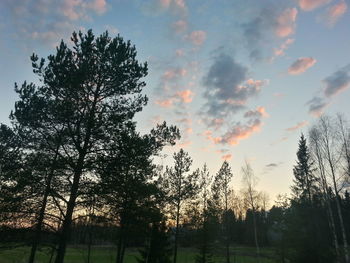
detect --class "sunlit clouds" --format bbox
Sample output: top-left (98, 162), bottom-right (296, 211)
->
top-left (288, 57), bottom-right (317, 75)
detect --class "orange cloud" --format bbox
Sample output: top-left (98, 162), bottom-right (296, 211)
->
top-left (155, 98), bottom-right (174, 108)
top-left (188, 30), bottom-right (207, 46)
top-left (162, 68), bottom-right (187, 80)
top-left (286, 121), bottom-right (309, 131)
top-left (222, 121), bottom-right (262, 146)
top-left (176, 90), bottom-right (194, 103)
top-left (288, 57), bottom-right (317, 75)
top-left (222, 154), bottom-right (233, 160)
top-left (325, 0), bottom-right (347, 26)
top-left (178, 140), bottom-right (192, 148)
top-left (298, 0), bottom-right (332, 11)
top-left (275, 8), bottom-right (298, 38)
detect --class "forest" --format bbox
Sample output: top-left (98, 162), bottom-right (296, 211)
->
top-left (0, 30), bottom-right (350, 263)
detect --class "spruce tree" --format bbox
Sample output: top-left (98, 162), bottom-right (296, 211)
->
top-left (292, 134), bottom-right (318, 202)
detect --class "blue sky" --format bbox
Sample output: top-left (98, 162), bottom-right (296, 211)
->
top-left (1, 0), bottom-right (350, 201)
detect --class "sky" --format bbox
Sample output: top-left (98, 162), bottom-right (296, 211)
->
top-left (1, 0), bottom-right (350, 203)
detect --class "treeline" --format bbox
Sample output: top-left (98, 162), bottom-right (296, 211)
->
top-left (0, 30), bottom-right (349, 263)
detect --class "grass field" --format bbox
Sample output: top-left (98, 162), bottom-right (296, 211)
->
top-left (0, 245), bottom-right (278, 263)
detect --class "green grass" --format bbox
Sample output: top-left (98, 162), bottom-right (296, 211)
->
top-left (0, 245), bottom-right (278, 263)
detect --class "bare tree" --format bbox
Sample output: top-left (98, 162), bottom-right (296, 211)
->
top-left (309, 126), bottom-right (340, 262)
top-left (311, 116), bottom-right (349, 263)
top-left (336, 114), bottom-right (350, 181)
top-left (241, 161), bottom-right (261, 263)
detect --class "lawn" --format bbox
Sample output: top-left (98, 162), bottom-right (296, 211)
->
top-left (0, 245), bottom-right (278, 263)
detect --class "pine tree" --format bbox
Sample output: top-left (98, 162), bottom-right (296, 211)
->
top-left (163, 149), bottom-right (199, 263)
top-left (292, 134), bottom-right (318, 202)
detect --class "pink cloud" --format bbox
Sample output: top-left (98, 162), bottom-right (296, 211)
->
top-left (221, 120), bottom-right (263, 146)
top-left (299, 0), bottom-right (332, 11)
top-left (62, 0), bottom-right (107, 20)
top-left (155, 98), bottom-right (174, 108)
top-left (325, 0), bottom-right (347, 26)
top-left (275, 8), bottom-right (298, 38)
top-left (156, 0), bottom-right (187, 14)
top-left (274, 38), bottom-right (295, 57)
top-left (288, 57), bottom-right (317, 75)
top-left (203, 130), bottom-right (222, 144)
top-left (286, 121), bottom-right (309, 131)
top-left (87, 0), bottom-right (107, 14)
top-left (188, 30), bottom-right (207, 46)
top-left (176, 89), bottom-right (194, 103)
top-left (172, 19), bottom-right (187, 34)
top-left (162, 68), bottom-right (187, 80)
top-left (159, 0), bottom-right (171, 8)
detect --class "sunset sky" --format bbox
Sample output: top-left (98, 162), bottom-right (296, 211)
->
top-left (1, 0), bottom-right (350, 201)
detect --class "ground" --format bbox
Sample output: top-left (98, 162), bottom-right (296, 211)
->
top-left (0, 245), bottom-right (278, 263)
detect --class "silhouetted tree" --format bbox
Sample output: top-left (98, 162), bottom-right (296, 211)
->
top-left (211, 161), bottom-right (233, 263)
top-left (11, 29), bottom-right (149, 263)
top-left (163, 149), bottom-right (199, 263)
top-left (292, 134), bottom-right (318, 202)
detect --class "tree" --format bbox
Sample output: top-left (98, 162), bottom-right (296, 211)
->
top-left (211, 161), bottom-right (233, 263)
top-left (97, 123), bottom-right (179, 263)
top-left (292, 134), bottom-right (318, 202)
top-left (195, 164), bottom-right (215, 263)
top-left (241, 161), bottom-right (260, 262)
top-left (163, 149), bottom-right (199, 263)
top-left (313, 116), bottom-right (349, 263)
top-left (11, 30), bottom-right (149, 263)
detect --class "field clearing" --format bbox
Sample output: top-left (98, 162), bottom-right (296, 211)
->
top-left (0, 245), bottom-right (277, 263)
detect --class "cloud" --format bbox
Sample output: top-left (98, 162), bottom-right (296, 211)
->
top-left (307, 96), bottom-right (329, 116)
top-left (275, 8), bottom-right (298, 38)
top-left (187, 30), bottom-right (207, 46)
top-left (286, 121), bottom-right (309, 131)
top-left (244, 106), bottom-right (269, 119)
top-left (240, 4), bottom-right (298, 60)
top-left (162, 67), bottom-right (187, 81)
top-left (155, 89), bottom-right (194, 108)
top-left (323, 65), bottom-right (350, 97)
top-left (172, 19), bottom-right (188, 34)
top-left (298, 0), bottom-right (332, 11)
top-left (155, 98), bottom-right (174, 108)
top-left (324, 1), bottom-right (348, 26)
top-left (61, 0), bottom-right (107, 20)
top-left (222, 154), bottom-right (233, 160)
top-left (3, 0), bottom-right (108, 47)
top-left (288, 57), bottom-right (317, 75)
top-left (266, 163), bottom-right (279, 168)
top-left (202, 53), bottom-right (267, 119)
top-left (220, 118), bottom-right (263, 145)
top-left (175, 49), bottom-right (185, 57)
top-left (274, 38), bottom-right (295, 57)
top-left (176, 90), bottom-right (194, 103)
top-left (146, 0), bottom-right (187, 15)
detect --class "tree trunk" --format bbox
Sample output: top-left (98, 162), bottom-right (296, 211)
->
top-left (54, 160), bottom-right (84, 263)
top-left (173, 203), bottom-right (180, 263)
top-left (252, 209), bottom-right (260, 263)
top-left (328, 154), bottom-right (349, 263)
top-left (28, 148), bottom-right (59, 263)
